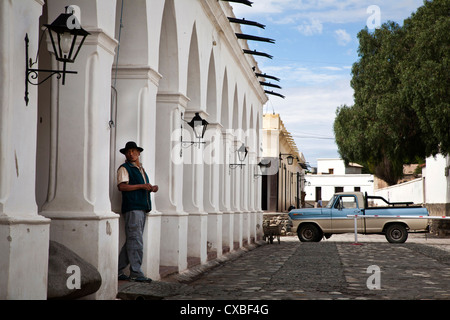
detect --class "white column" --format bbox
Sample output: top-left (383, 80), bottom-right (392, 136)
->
top-left (204, 123), bottom-right (223, 258)
top-left (40, 1), bottom-right (119, 300)
top-left (232, 140), bottom-right (243, 249)
top-left (139, 74), bottom-right (162, 280)
top-left (242, 149), bottom-right (251, 245)
top-left (255, 153), bottom-right (264, 241)
top-left (220, 130), bottom-right (234, 253)
top-left (0, 1), bottom-right (50, 299)
top-left (112, 66), bottom-right (162, 280)
top-left (248, 150), bottom-right (257, 243)
top-left (156, 92), bottom-right (188, 272)
top-left (184, 110), bottom-right (208, 264)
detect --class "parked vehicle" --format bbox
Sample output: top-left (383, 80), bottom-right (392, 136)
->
top-left (288, 192), bottom-right (429, 243)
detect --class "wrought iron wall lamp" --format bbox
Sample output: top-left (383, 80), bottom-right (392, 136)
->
top-left (229, 143), bottom-right (248, 169)
top-left (25, 6), bottom-right (90, 105)
top-left (254, 158), bottom-right (272, 178)
top-left (279, 153), bottom-right (294, 165)
top-left (181, 112), bottom-right (209, 150)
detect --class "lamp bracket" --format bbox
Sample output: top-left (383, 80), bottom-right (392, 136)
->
top-left (181, 140), bottom-right (206, 149)
top-left (24, 33), bottom-right (77, 106)
top-left (229, 163), bottom-right (246, 169)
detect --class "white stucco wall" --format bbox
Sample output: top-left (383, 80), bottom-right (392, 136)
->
top-left (374, 178), bottom-right (424, 204)
top-left (425, 154), bottom-right (450, 204)
top-left (1, 0), bottom-right (268, 299)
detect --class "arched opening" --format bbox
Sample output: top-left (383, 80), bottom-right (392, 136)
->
top-left (206, 50), bottom-right (217, 122)
top-left (158, 0), bottom-right (179, 92)
top-left (186, 23), bottom-right (201, 111)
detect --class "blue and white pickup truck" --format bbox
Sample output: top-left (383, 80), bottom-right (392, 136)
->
top-left (288, 192), bottom-right (429, 243)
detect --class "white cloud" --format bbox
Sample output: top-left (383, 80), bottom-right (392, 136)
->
top-left (264, 78), bottom-right (354, 165)
top-left (334, 29), bottom-right (352, 46)
top-left (296, 18), bottom-right (323, 36)
top-left (234, 0), bottom-right (425, 165)
top-left (230, 0), bottom-right (294, 16)
top-left (232, 0), bottom-right (424, 26)
top-left (321, 66), bottom-right (343, 71)
top-left (261, 64), bottom-right (348, 87)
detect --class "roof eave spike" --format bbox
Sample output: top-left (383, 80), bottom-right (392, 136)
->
top-left (265, 90), bottom-right (285, 99)
top-left (235, 33), bottom-right (275, 44)
top-left (220, 0), bottom-right (253, 7)
top-left (228, 17), bottom-right (266, 29)
top-left (260, 81), bottom-right (282, 89)
top-left (243, 49), bottom-right (273, 59)
top-left (255, 72), bottom-right (280, 81)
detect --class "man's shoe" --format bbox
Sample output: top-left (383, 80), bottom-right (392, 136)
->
top-left (118, 274), bottom-right (130, 281)
top-left (132, 276), bottom-right (152, 283)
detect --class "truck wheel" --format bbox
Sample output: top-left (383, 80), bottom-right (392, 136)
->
top-left (298, 224), bottom-right (322, 242)
top-left (385, 224), bottom-right (408, 243)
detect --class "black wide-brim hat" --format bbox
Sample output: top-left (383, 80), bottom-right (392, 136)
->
top-left (120, 141), bottom-right (143, 154)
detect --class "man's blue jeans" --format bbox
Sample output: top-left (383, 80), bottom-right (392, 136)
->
top-left (118, 210), bottom-right (146, 278)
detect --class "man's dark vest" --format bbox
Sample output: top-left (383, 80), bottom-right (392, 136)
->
top-left (120, 161), bottom-right (152, 213)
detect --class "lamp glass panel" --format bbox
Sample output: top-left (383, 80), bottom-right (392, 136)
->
top-left (60, 32), bottom-right (72, 54)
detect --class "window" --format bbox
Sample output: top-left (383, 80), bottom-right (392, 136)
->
top-left (354, 187), bottom-right (361, 192)
top-left (326, 195), bottom-right (337, 208)
top-left (334, 195), bottom-right (358, 209)
top-left (335, 187), bottom-right (344, 193)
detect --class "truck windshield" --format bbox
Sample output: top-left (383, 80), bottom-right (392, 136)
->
top-left (325, 195), bottom-right (337, 208)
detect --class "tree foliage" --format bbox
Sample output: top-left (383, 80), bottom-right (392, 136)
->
top-left (400, 0), bottom-right (450, 156)
top-left (334, 0), bottom-right (450, 185)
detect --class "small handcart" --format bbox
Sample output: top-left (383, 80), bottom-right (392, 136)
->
top-left (263, 224), bottom-right (282, 244)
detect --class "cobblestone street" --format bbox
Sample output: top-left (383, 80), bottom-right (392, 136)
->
top-left (164, 234), bottom-right (450, 300)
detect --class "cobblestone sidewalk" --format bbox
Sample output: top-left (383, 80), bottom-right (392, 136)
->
top-left (166, 234), bottom-right (450, 300)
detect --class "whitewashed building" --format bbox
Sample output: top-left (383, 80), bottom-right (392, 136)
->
top-left (261, 113), bottom-right (307, 212)
top-left (305, 159), bottom-right (374, 206)
top-left (374, 154), bottom-right (450, 235)
top-left (0, 0), bottom-right (270, 299)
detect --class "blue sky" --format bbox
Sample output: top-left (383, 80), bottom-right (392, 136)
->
top-left (231, 0), bottom-right (425, 167)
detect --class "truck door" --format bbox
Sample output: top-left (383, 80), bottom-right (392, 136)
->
top-left (331, 195), bottom-right (363, 232)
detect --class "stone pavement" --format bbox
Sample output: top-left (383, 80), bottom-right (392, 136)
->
top-left (117, 233), bottom-right (450, 300)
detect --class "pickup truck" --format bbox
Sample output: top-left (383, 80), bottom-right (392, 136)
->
top-left (288, 192), bottom-right (429, 243)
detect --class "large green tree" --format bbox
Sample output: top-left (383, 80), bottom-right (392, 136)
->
top-left (334, 0), bottom-right (449, 185)
top-left (400, 0), bottom-right (450, 156)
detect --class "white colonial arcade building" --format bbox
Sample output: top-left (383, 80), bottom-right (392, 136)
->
top-left (0, 0), bottom-right (270, 299)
